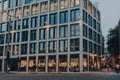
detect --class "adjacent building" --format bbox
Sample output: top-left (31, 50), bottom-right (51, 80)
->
top-left (0, 0), bottom-right (103, 72)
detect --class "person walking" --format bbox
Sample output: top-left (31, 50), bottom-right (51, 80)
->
top-left (115, 64), bottom-right (120, 74)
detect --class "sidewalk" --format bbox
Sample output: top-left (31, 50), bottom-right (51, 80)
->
top-left (0, 71), bottom-right (119, 75)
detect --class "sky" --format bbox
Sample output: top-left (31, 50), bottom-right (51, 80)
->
top-left (91, 0), bottom-right (120, 47)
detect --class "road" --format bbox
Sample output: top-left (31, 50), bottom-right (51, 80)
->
top-left (0, 72), bottom-right (120, 80)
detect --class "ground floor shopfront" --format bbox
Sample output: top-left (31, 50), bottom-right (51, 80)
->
top-left (0, 53), bottom-right (101, 72)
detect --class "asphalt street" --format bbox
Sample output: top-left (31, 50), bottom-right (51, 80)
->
top-left (0, 72), bottom-right (120, 80)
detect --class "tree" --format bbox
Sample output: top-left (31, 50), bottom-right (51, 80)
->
top-left (107, 21), bottom-right (120, 67)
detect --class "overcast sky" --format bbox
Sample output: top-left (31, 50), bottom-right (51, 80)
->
top-left (91, 0), bottom-right (120, 46)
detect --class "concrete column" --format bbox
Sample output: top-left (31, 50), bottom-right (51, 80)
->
top-left (45, 55), bottom-right (48, 72)
top-left (56, 55), bottom-right (58, 72)
top-left (67, 54), bottom-right (70, 72)
top-left (2, 59), bottom-right (5, 72)
top-left (26, 57), bottom-right (29, 72)
top-left (80, 54), bottom-right (83, 72)
top-left (36, 56), bottom-right (38, 72)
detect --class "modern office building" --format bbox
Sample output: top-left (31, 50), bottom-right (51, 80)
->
top-left (0, 0), bottom-right (102, 72)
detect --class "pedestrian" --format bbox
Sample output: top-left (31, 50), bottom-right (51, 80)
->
top-left (106, 64), bottom-right (110, 72)
top-left (115, 64), bottom-right (120, 73)
top-left (91, 64), bottom-right (94, 72)
top-left (7, 66), bottom-right (10, 73)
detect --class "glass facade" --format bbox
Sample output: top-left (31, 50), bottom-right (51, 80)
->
top-left (49, 27), bottom-right (57, 39)
top-left (70, 24), bottom-right (80, 37)
top-left (59, 25), bottom-right (68, 38)
top-left (0, 0), bottom-right (102, 72)
top-left (49, 13), bottom-right (57, 25)
top-left (39, 42), bottom-right (46, 53)
top-left (31, 17), bottom-right (38, 28)
top-left (59, 40), bottom-right (68, 52)
top-left (49, 41), bottom-right (57, 53)
top-left (30, 43), bottom-right (36, 54)
top-left (70, 38), bottom-right (79, 51)
top-left (60, 11), bottom-right (68, 23)
top-left (70, 9), bottom-right (80, 22)
top-left (22, 31), bottom-right (28, 41)
top-left (30, 30), bottom-right (37, 41)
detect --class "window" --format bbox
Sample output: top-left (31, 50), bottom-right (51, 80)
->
top-left (25, 0), bottom-right (32, 4)
top-left (89, 28), bottom-right (92, 40)
top-left (49, 13), bottom-right (57, 25)
top-left (23, 6), bottom-right (30, 17)
top-left (96, 33), bottom-right (99, 43)
top-left (70, 9), bottom-right (80, 22)
top-left (98, 34), bottom-right (100, 44)
top-left (50, 0), bottom-right (58, 11)
top-left (40, 15), bottom-right (47, 26)
top-left (2, 12), bottom-right (7, 22)
top-left (59, 40), bottom-right (68, 52)
top-left (83, 39), bottom-right (88, 52)
top-left (13, 32), bottom-right (20, 43)
top-left (98, 46), bottom-right (101, 55)
top-left (8, 9), bottom-right (14, 20)
top-left (0, 23), bottom-right (6, 33)
top-left (94, 44), bottom-right (97, 53)
top-left (30, 30), bottom-right (37, 41)
top-left (3, 0), bottom-right (8, 10)
top-left (15, 8), bottom-right (22, 18)
top-left (49, 41), bottom-right (57, 53)
top-left (70, 39), bottom-right (79, 51)
top-left (6, 33), bottom-right (12, 43)
top-left (8, 0), bottom-right (16, 8)
top-left (12, 45), bottom-right (19, 55)
top-left (89, 41), bottom-right (93, 53)
top-left (70, 0), bottom-right (80, 7)
top-left (93, 7), bottom-right (96, 17)
top-left (29, 43), bottom-right (36, 54)
top-left (39, 42), bottom-right (46, 53)
top-left (6, 21), bottom-right (13, 32)
top-left (60, 11), bottom-right (68, 23)
top-left (21, 44), bottom-right (28, 55)
top-left (83, 24), bottom-right (87, 37)
top-left (87, 1), bottom-right (92, 14)
top-left (97, 11), bottom-right (100, 21)
top-left (83, 10), bottom-right (87, 23)
top-left (97, 22), bottom-right (101, 32)
top-left (49, 27), bottom-right (57, 39)
top-left (39, 28), bottom-right (46, 40)
top-left (14, 20), bottom-right (21, 30)
top-left (31, 17), bottom-right (38, 28)
top-left (93, 31), bottom-right (96, 42)
top-left (32, 4), bottom-right (39, 15)
top-left (88, 15), bottom-right (92, 27)
top-left (70, 24), bottom-right (80, 37)
top-left (16, 0), bottom-right (22, 6)
top-left (93, 19), bottom-right (96, 30)
top-left (22, 18), bottom-right (29, 29)
top-left (41, 1), bottom-right (48, 13)
top-left (59, 25), bottom-right (68, 38)
top-left (0, 46), bottom-right (3, 56)
top-left (83, 0), bottom-right (87, 9)
top-left (21, 31), bottom-right (28, 41)
top-left (60, 0), bottom-right (68, 9)
top-left (0, 34), bottom-right (5, 44)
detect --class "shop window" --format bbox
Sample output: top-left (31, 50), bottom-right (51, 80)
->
top-left (38, 56), bottom-right (46, 72)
